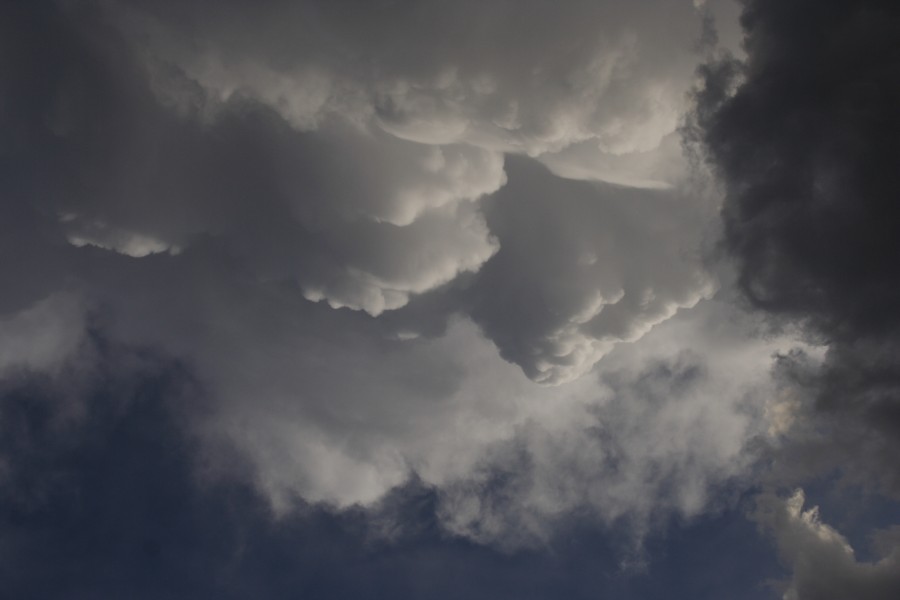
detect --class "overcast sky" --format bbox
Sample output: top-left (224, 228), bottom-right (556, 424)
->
top-left (1, 1), bottom-right (899, 598)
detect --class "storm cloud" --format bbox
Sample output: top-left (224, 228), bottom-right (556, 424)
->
top-left (691, 0), bottom-right (900, 508)
top-left (1, 0), bottom-right (898, 598)
top-left (691, 0), bottom-right (900, 595)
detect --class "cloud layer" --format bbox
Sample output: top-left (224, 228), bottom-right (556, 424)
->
top-left (2, 0), bottom-right (899, 598)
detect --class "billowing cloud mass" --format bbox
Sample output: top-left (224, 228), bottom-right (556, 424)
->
top-left (1, 0), bottom-right (898, 598)
top-left (0, 0), bottom-right (730, 512)
top-left (690, 0), bottom-right (900, 595)
top-left (754, 490), bottom-right (900, 600)
top-left (1, 0), bottom-right (716, 371)
top-left (466, 156), bottom-right (714, 383)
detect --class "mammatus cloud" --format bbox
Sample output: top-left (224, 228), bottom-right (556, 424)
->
top-left (0, 0), bottom-right (737, 514)
top-left (0, 0), bottom-right (720, 382)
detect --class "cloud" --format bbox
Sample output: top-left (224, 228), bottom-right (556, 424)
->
top-left (754, 489), bottom-right (900, 600)
top-left (0, 0), bottom-right (725, 392)
top-left (116, 0), bottom-right (704, 156)
top-left (690, 0), bottom-right (900, 494)
top-left (0, 1), bottom-right (801, 555)
top-left (0, 338), bottom-right (784, 599)
top-left (0, 293), bottom-right (87, 376)
top-left (685, 2), bottom-right (900, 594)
top-left (0, 282), bottom-right (793, 557)
top-left (465, 156), bottom-right (715, 384)
top-left (10, 3), bottom-right (898, 596)
top-left (0, 1), bottom-right (504, 316)
top-left (696, 0), bottom-right (900, 334)
top-left (434, 298), bottom-right (802, 549)
top-left (0, 204), bottom-right (781, 552)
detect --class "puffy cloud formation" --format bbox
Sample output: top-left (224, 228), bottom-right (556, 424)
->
top-left (2, 0), bottom-right (505, 317)
top-left (0, 0), bottom-right (716, 379)
top-left (437, 299), bottom-right (788, 548)
top-left (466, 157), bottom-right (715, 383)
top-left (755, 490), bottom-right (900, 600)
top-left (118, 0), bottom-right (701, 155)
top-left (0, 279), bottom-right (791, 552)
top-left (0, 0), bottom-right (734, 529)
top-left (0, 341), bottom-right (781, 600)
top-left (2, 0), bottom-right (899, 597)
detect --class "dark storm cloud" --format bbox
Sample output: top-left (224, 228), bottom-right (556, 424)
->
top-left (766, 345), bottom-right (900, 495)
top-left (691, 0), bottom-right (900, 484)
top-left (690, 0), bottom-right (900, 595)
top-left (697, 0), bottom-right (900, 335)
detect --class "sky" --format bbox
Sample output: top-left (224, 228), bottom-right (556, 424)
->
top-left (1, 1), bottom-right (899, 598)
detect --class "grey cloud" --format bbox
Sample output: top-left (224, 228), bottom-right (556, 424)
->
top-left (687, 1), bottom-right (900, 592)
top-left (5, 0), bottom-right (861, 583)
top-left (1, 1), bottom-right (503, 317)
top-left (117, 0), bottom-right (704, 155)
top-left (0, 222), bottom-right (778, 550)
top-left (0, 292), bottom-right (88, 378)
top-left (754, 489), bottom-right (900, 600)
top-left (434, 298), bottom-right (796, 549)
top-left (0, 0), bottom-right (722, 383)
top-left (466, 156), bottom-right (715, 384)
top-left (689, 0), bottom-right (900, 496)
top-left (696, 0), bottom-right (900, 334)
top-left (762, 346), bottom-right (900, 497)
top-left (5, 3), bottom-right (900, 600)
top-left (0, 337), bottom-right (781, 600)
top-left (538, 132), bottom-right (689, 190)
